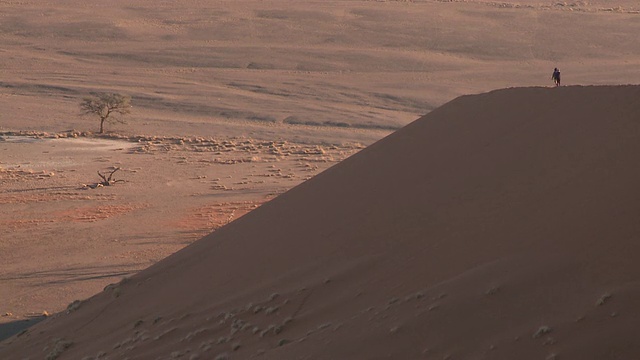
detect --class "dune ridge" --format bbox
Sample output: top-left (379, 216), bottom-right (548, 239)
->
top-left (2, 85), bottom-right (640, 359)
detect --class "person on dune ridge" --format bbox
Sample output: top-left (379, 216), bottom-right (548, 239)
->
top-left (552, 67), bottom-right (561, 87)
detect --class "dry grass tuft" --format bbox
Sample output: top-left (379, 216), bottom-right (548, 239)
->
top-left (596, 293), bottom-right (612, 306)
top-left (66, 300), bottom-right (82, 313)
top-left (278, 338), bottom-right (289, 346)
top-left (45, 338), bottom-right (73, 360)
top-left (533, 325), bottom-right (553, 338)
top-left (264, 306), bottom-right (279, 315)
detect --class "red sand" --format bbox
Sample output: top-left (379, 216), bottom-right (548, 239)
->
top-left (2, 85), bottom-right (640, 359)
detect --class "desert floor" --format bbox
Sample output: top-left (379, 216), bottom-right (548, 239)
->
top-left (1, 0), bottom-right (639, 338)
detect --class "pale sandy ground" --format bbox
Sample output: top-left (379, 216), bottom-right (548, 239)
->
top-left (0, 131), bottom-right (363, 334)
top-left (0, 0), bottom-right (640, 352)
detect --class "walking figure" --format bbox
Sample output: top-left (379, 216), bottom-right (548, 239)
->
top-left (552, 68), bottom-right (561, 87)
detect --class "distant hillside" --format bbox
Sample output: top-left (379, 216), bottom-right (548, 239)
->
top-left (2, 85), bottom-right (640, 360)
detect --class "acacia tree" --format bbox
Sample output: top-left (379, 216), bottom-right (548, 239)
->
top-left (80, 92), bottom-right (132, 134)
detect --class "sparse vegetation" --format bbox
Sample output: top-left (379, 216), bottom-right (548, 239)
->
top-left (282, 116), bottom-right (400, 131)
top-left (97, 167), bottom-right (124, 186)
top-left (46, 339), bottom-right (73, 360)
top-left (260, 324), bottom-right (277, 337)
top-left (596, 293), bottom-right (612, 306)
top-left (66, 300), bottom-right (82, 313)
top-left (84, 167), bottom-right (125, 189)
top-left (484, 286), bottom-right (501, 295)
top-left (80, 92), bottom-right (132, 134)
top-left (274, 325), bottom-right (283, 334)
top-left (214, 353), bottom-right (229, 360)
top-left (154, 327), bottom-right (178, 341)
top-left (264, 306), bottom-right (279, 315)
top-left (533, 325), bottom-right (553, 338)
top-left (200, 341), bottom-right (213, 352)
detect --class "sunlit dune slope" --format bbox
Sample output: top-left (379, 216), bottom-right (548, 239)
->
top-left (2, 85), bottom-right (640, 360)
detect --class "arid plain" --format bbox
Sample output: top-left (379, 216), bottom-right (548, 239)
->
top-left (1, 0), bottom-right (640, 351)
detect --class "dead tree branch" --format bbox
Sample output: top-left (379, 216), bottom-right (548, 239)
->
top-left (97, 167), bottom-right (122, 185)
top-left (84, 167), bottom-right (125, 189)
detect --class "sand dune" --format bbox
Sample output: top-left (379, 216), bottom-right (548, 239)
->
top-left (2, 85), bottom-right (639, 359)
top-left (3, 0), bottom-right (640, 357)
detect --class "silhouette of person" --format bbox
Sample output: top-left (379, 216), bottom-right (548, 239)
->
top-left (552, 68), bottom-right (561, 87)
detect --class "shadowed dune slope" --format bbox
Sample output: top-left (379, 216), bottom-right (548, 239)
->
top-left (2, 85), bottom-right (640, 359)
